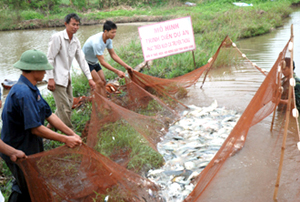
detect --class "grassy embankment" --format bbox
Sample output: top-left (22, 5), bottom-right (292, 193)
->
top-left (0, 0), bottom-right (299, 199)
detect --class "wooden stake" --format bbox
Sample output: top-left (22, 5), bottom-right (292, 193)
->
top-left (273, 24), bottom-right (294, 200)
top-left (192, 51), bottom-right (196, 69)
top-left (270, 109), bottom-right (276, 132)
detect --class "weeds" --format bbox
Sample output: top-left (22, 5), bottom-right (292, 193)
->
top-left (94, 120), bottom-right (164, 171)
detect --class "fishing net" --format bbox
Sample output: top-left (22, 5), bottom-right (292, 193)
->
top-left (86, 91), bottom-right (169, 158)
top-left (13, 32), bottom-right (299, 202)
top-left (17, 144), bottom-right (162, 202)
top-left (184, 33), bottom-right (300, 201)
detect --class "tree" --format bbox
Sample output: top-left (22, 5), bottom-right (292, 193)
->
top-left (0, 0), bottom-right (28, 21)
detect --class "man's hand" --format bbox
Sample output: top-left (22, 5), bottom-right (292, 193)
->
top-left (0, 100), bottom-right (2, 108)
top-left (68, 131), bottom-right (81, 139)
top-left (10, 150), bottom-right (27, 162)
top-left (64, 135), bottom-right (82, 148)
top-left (88, 79), bottom-right (96, 91)
top-left (126, 66), bottom-right (133, 73)
top-left (117, 70), bottom-right (126, 78)
top-left (47, 79), bottom-right (56, 92)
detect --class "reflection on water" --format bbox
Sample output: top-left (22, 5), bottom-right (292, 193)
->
top-left (237, 10), bottom-right (300, 76)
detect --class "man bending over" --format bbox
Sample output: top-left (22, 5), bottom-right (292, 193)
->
top-left (82, 20), bottom-right (133, 96)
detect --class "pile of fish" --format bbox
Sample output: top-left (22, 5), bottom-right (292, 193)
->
top-left (147, 100), bottom-right (241, 201)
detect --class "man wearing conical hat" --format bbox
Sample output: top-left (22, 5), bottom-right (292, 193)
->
top-left (0, 49), bottom-right (82, 202)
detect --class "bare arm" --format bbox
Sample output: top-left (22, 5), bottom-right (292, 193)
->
top-left (108, 48), bottom-right (133, 72)
top-left (279, 99), bottom-right (288, 104)
top-left (31, 115), bottom-right (82, 148)
top-left (0, 140), bottom-right (27, 162)
top-left (75, 47), bottom-right (96, 90)
top-left (46, 114), bottom-right (78, 137)
top-left (97, 55), bottom-right (125, 78)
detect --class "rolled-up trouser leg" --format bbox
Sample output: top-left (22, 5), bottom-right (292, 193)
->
top-left (52, 83), bottom-right (73, 129)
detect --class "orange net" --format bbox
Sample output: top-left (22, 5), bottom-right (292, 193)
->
top-left (127, 36), bottom-right (234, 109)
top-left (13, 34), bottom-right (299, 201)
top-left (184, 35), bottom-right (299, 201)
top-left (17, 144), bottom-right (162, 201)
top-left (87, 91), bottom-right (169, 151)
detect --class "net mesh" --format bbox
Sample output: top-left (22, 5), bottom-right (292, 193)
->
top-left (14, 34), bottom-right (299, 201)
top-left (17, 144), bottom-right (161, 202)
top-left (184, 34), bottom-right (299, 201)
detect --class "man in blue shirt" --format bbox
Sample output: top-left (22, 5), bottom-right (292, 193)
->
top-left (82, 20), bottom-right (133, 97)
top-left (0, 49), bottom-right (82, 202)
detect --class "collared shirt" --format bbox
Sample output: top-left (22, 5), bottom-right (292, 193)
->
top-left (82, 32), bottom-right (113, 65)
top-left (1, 75), bottom-right (52, 158)
top-left (46, 29), bottom-right (92, 87)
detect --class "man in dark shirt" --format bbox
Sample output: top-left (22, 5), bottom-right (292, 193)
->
top-left (0, 49), bottom-right (82, 202)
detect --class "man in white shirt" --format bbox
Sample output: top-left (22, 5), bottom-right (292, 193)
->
top-left (47, 13), bottom-right (96, 129)
top-left (82, 20), bottom-right (132, 97)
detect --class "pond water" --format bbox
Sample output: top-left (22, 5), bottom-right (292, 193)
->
top-left (0, 22), bottom-right (147, 82)
top-left (181, 9), bottom-right (300, 201)
top-left (0, 22), bottom-right (149, 121)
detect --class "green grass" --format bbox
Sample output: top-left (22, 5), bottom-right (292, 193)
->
top-left (94, 120), bottom-right (164, 171)
top-left (106, 1), bottom-right (295, 79)
top-left (71, 72), bottom-right (91, 97)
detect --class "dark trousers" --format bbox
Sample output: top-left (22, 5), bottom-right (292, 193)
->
top-left (8, 191), bottom-right (31, 202)
top-left (5, 159), bottom-right (31, 202)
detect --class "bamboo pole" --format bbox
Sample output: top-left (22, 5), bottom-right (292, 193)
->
top-left (273, 24), bottom-right (294, 200)
top-left (192, 51), bottom-right (196, 69)
top-left (270, 109), bottom-right (276, 132)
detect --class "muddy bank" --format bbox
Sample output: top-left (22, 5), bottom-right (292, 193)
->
top-left (3, 15), bottom-right (171, 31)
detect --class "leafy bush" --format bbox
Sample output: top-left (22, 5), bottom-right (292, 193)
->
top-left (21, 10), bottom-right (44, 20)
top-left (28, 0), bottom-right (61, 10)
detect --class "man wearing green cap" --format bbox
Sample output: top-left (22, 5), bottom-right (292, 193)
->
top-left (0, 49), bottom-right (82, 202)
top-left (47, 13), bottom-right (95, 129)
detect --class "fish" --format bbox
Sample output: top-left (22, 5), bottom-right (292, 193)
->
top-left (146, 101), bottom-right (240, 200)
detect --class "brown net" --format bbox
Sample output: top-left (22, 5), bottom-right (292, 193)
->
top-left (128, 36), bottom-right (234, 109)
top-left (17, 144), bottom-right (161, 202)
top-left (184, 34), bottom-right (299, 201)
top-left (13, 33), bottom-right (299, 201)
top-left (86, 91), bottom-right (168, 153)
